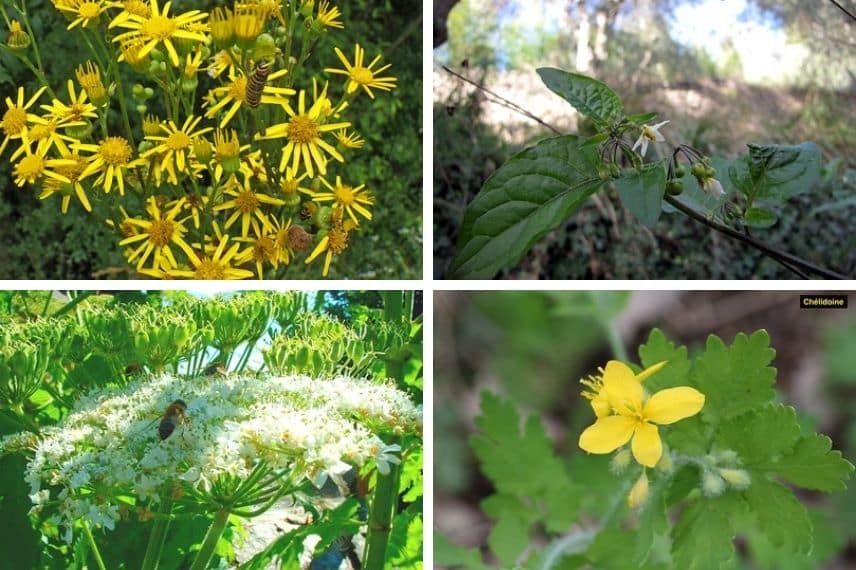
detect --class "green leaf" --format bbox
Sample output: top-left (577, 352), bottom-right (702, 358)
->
top-left (627, 112), bottom-right (658, 124)
top-left (744, 478), bottom-right (812, 554)
top-left (744, 207), bottom-right (778, 228)
top-left (537, 68), bottom-right (624, 126)
top-left (692, 331), bottom-right (777, 422)
top-left (729, 142), bottom-right (822, 203)
top-left (487, 513), bottom-right (530, 566)
top-left (449, 135), bottom-right (604, 279)
top-left (715, 405), bottom-right (800, 466)
top-left (638, 328), bottom-right (692, 393)
top-left (771, 434), bottom-right (854, 491)
top-left (434, 532), bottom-right (488, 570)
top-left (580, 132), bottom-right (610, 147)
top-left (671, 493), bottom-right (746, 570)
top-left (615, 164), bottom-right (667, 227)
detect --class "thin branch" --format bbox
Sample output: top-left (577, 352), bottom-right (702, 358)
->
top-left (829, 0), bottom-right (856, 22)
top-left (664, 195), bottom-right (847, 279)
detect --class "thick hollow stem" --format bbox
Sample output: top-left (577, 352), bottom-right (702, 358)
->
top-left (83, 521), bottom-right (107, 570)
top-left (189, 508), bottom-right (230, 570)
top-left (141, 495), bottom-right (174, 570)
top-left (362, 464), bottom-right (401, 570)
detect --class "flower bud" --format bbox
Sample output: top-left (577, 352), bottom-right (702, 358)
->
top-left (193, 137), bottom-right (213, 164)
top-left (628, 472), bottom-right (649, 509)
top-left (655, 450), bottom-right (674, 473)
top-left (610, 448), bottom-right (631, 474)
top-left (712, 449), bottom-right (739, 465)
top-left (7, 20), bottom-right (31, 51)
top-left (253, 33), bottom-right (277, 61)
top-left (719, 468), bottom-right (751, 490)
top-left (701, 470), bottom-right (725, 497)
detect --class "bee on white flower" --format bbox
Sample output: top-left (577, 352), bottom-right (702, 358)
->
top-left (632, 120), bottom-right (670, 157)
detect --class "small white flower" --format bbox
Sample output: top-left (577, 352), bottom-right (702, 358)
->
top-left (374, 443), bottom-right (402, 475)
top-left (632, 120), bottom-right (670, 157)
top-left (702, 177), bottom-right (725, 198)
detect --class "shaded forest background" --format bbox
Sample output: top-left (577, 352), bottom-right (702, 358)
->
top-left (434, 0), bottom-right (856, 279)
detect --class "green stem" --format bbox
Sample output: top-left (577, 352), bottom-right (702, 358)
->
top-left (141, 495), bottom-right (174, 570)
top-left (189, 508), bottom-right (230, 570)
top-left (604, 323), bottom-right (628, 362)
top-left (362, 463), bottom-right (401, 569)
top-left (82, 521), bottom-right (107, 570)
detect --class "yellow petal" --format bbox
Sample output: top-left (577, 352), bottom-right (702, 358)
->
top-left (579, 415), bottom-right (636, 454)
top-left (590, 394), bottom-right (611, 418)
top-left (635, 360), bottom-right (667, 383)
top-left (631, 422), bottom-right (662, 467)
top-left (602, 361), bottom-right (643, 414)
top-left (644, 387), bottom-right (705, 425)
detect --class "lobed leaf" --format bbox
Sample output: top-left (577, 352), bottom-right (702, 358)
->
top-left (715, 404), bottom-right (800, 466)
top-left (537, 68), bottom-right (624, 126)
top-left (771, 434), bottom-right (854, 492)
top-left (449, 135), bottom-right (604, 279)
top-left (744, 478), bottom-right (812, 554)
top-left (671, 493), bottom-right (746, 569)
top-left (638, 328), bottom-right (693, 393)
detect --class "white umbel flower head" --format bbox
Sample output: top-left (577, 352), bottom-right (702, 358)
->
top-left (3, 373), bottom-right (421, 543)
top-left (632, 120), bottom-right (670, 157)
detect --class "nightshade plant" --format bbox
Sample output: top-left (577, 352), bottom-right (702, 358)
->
top-left (0, 291), bottom-right (423, 569)
top-left (436, 329), bottom-right (854, 570)
top-left (0, 0), bottom-right (398, 278)
top-left (446, 68), bottom-right (850, 280)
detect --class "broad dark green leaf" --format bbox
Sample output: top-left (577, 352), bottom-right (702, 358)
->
top-left (580, 132), bottom-right (610, 147)
top-left (744, 207), bottom-right (778, 228)
top-left (449, 135), bottom-right (604, 279)
top-left (729, 142), bottom-right (822, 202)
top-left (615, 164), bottom-right (666, 226)
top-left (627, 112), bottom-right (658, 124)
top-left (537, 68), bottom-right (623, 126)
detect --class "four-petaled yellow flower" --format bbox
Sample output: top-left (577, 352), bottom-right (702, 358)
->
top-left (578, 360), bottom-right (705, 467)
top-left (325, 44), bottom-right (397, 99)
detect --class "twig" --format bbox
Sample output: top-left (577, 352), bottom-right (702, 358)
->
top-left (664, 195), bottom-right (847, 279)
top-left (829, 0), bottom-right (856, 21)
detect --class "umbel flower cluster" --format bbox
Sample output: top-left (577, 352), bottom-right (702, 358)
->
top-left (0, 0), bottom-right (397, 278)
top-left (0, 373), bottom-right (421, 542)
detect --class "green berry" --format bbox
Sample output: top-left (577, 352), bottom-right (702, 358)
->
top-left (691, 163), bottom-right (707, 177)
top-left (674, 165), bottom-right (686, 178)
top-left (666, 180), bottom-right (684, 196)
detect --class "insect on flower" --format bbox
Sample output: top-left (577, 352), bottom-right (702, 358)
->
top-left (245, 59), bottom-right (272, 109)
top-left (159, 399), bottom-right (187, 440)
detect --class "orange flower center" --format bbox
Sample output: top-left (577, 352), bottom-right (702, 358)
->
top-left (228, 76), bottom-right (248, 102)
top-left (235, 189), bottom-right (260, 213)
top-left (351, 67), bottom-right (373, 85)
top-left (287, 115), bottom-right (318, 144)
top-left (16, 154), bottom-right (45, 180)
top-left (147, 219), bottom-right (175, 247)
top-left (195, 259), bottom-right (226, 279)
top-left (165, 130), bottom-right (192, 150)
top-left (99, 137), bottom-right (132, 165)
top-left (2, 107), bottom-right (27, 136)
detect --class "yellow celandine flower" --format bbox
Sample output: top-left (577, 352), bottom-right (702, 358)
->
top-left (53, 0), bottom-right (107, 30)
top-left (578, 360), bottom-right (705, 467)
top-left (334, 128), bottom-right (364, 149)
top-left (119, 197), bottom-right (197, 271)
top-left (1, 85), bottom-right (46, 156)
top-left (312, 175), bottom-right (373, 224)
top-left (204, 67), bottom-right (294, 129)
top-left (12, 141), bottom-right (76, 187)
top-left (75, 136), bottom-right (142, 195)
top-left (316, 0), bottom-right (343, 29)
top-left (325, 44), bottom-right (397, 99)
top-left (213, 176), bottom-right (285, 237)
top-left (40, 80), bottom-right (98, 124)
top-left (255, 89), bottom-right (350, 177)
top-left (167, 236), bottom-right (254, 279)
top-left (141, 115), bottom-right (213, 185)
top-left (305, 219), bottom-right (355, 277)
top-left (39, 150), bottom-right (91, 213)
top-left (110, 0), bottom-right (208, 67)
top-left (632, 120), bottom-right (669, 157)
top-left (580, 360), bottom-right (666, 418)
top-left (75, 61), bottom-right (109, 107)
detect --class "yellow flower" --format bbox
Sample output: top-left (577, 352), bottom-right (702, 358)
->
top-left (235, 224), bottom-right (279, 279)
top-left (578, 360), bottom-right (704, 467)
top-left (1, 85), bottom-right (46, 156)
top-left (168, 236), bottom-right (254, 279)
top-left (118, 36), bottom-right (151, 70)
top-left (108, 0), bottom-right (151, 28)
top-left (39, 150), bottom-right (91, 213)
top-left (12, 141), bottom-right (76, 187)
top-left (305, 219), bottom-right (355, 277)
top-left (7, 19), bottom-right (30, 50)
top-left (211, 128), bottom-right (250, 181)
top-left (209, 7), bottom-right (234, 48)
top-left (312, 175), bottom-right (373, 225)
top-left (53, 0), bottom-right (106, 30)
top-left (141, 115), bottom-right (213, 185)
top-left (213, 176), bottom-right (284, 237)
top-left (75, 61), bottom-right (108, 107)
top-left (40, 80), bottom-right (98, 124)
top-left (110, 0), bottom-right (208, 67)
top-left (334, 128), bottom-right (364, 149)
top-left (232, 2), bottom-right (266, 47)
top-left (580, 360), bottom-right (666, 418)
top-left (270, 216), bottom-right (301, 263)
top-left (119, 197), bottom-right (197, 271)
top-left (255, 89), bottom-right (350, 177)
top-left (75, 136), bottom-right (141, 195)
top-left (13, 115), bottom-right (82, 159)
top-left (325, 44), bottom-right (397, 99)
top-left (316, 0), bottom-right (343, 29)
top-left (207, 48), bottom-right (242, 79)
top-left (204, 67), bottom-right (293, 129)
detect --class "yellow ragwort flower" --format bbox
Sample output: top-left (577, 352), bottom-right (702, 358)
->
top-left (110, 0), bottom-right (208, 67)
top-left (119, 197), bottom-right (197, 271)
top-left (255, 89), bottom-right (350, 177)
top-left (213, 176), bottom-right (284, 237)
top-left (12, 141), bottom-right (76, 187)
top-left (141, 115), bottom-right (213, 185)
top-left (75, 61), bottom-right (109, 107)
top-left (1, 85), bottom-right (46, 156)
top-left (53, 0), bottom-right (107, 30)
top-left (305, 219), bottom-right (355, 277)
top-left (40, 79), bottom-right (98, 124)
top-left (204, 67), bottom-right (294, 129)
top-left (334, 128), bottom-right (364, 149)
top-left (316, 0), bottom-right (343, 29)
top-left (168, 236), bottom-right (254, 279)
top-left (312, 175), bottom-right (373, 225)
top-left (325, 44), bottom-right (397, 99)
top-left (75, 136), bottom-right (142, 195)
top-left (39, 150), bottom-right (91, 213)
top-left (578, 360), bottom-right (705, 467)
top-left (235, 224), bottom-right (279, 279)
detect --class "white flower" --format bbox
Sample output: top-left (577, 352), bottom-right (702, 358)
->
top-left (373, 442), bottom-right (402, 475)
top-left (632, 120), bottom-right (670, 157)
top-left (702, 177), bottom-right (725, 198)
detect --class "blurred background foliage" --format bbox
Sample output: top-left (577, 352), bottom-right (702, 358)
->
top-left (433, 0), bottom-right (856, 278)
top-left (0, 0), bottom-right (422, 279)
top-left (435, 290), bottom-right (856, 568)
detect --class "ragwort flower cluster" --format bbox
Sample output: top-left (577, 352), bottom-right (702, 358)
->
top-left (0, 373), bottom-right (421, 543)
top-left (1, 0), bottom-right (397, 278)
